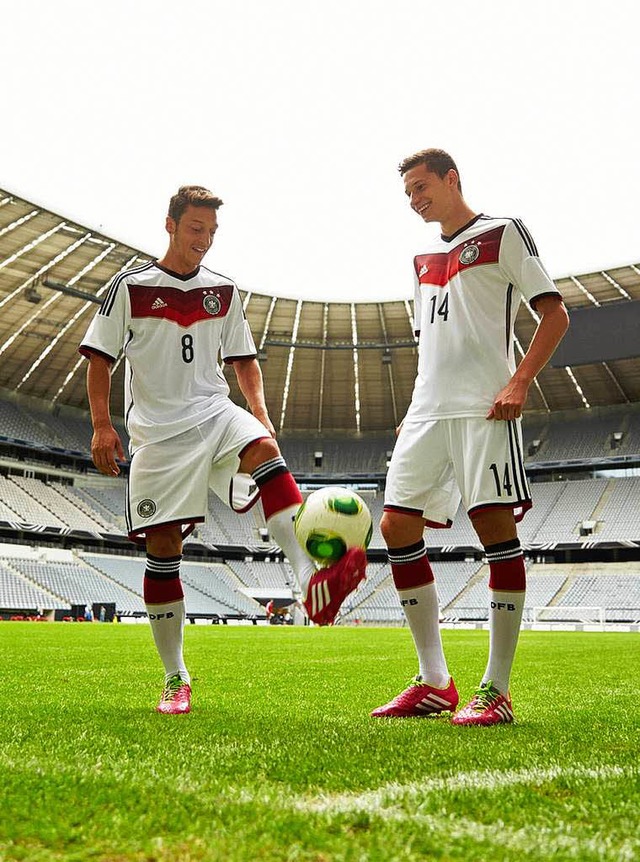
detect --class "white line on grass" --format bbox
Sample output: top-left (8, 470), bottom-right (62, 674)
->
top-left (291, 763), bottom-right (637, 814)
top-left (230, 764), bottom-right (640, 860)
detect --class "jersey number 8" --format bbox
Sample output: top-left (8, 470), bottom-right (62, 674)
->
top-left (181, 334), bottom-right (194, 363)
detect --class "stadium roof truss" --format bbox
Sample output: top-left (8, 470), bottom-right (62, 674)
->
top-left (0, 188), bottom-right (639, 434)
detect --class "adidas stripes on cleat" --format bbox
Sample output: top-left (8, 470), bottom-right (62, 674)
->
top-left (452, 681), bottom-right (514, 726)
top-left (303, 547), bottom-right (367, 626)
top-left (371, 676), bottom-right (459, 718)
top-left (156, 674), bottom-right (192, 715)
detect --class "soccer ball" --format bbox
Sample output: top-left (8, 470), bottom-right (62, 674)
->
top-left (294, 486), bottom-right (373, 566)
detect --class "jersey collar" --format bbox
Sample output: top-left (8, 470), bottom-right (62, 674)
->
top-left (154, 260), bottom-right (201, 281)
top-left (441, 213), bottom-right (484, 244)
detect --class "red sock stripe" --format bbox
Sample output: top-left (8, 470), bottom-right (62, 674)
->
top-left (391, 556), bottom-right (434, 591)
top-left (260, 471), bottom-right (303, 521)
top-left (488, 556), bottom-right (526, 591)
top-left (143, 576), bottom-right (184, 604)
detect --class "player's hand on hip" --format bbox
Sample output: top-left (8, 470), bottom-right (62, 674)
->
top-left (486, 379), bottom-right (529, 421)
top-left (91, 425), bottom-right (125, 476)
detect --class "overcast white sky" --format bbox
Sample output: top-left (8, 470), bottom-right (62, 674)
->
top-left (2, 0), bottom-right (639, 302)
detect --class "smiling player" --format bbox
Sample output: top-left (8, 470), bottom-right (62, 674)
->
top-left (373, 150), bottom-right (569, 725)
top-left (80, 185), bottom-right (366, 714)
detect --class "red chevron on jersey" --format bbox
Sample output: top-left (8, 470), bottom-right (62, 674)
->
top-left (414, 225), bottom-right (505, 287)
top-left (128, 284), bottom-right (234, 327)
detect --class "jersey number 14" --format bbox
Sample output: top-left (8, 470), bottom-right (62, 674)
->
top-left (428, 292), bottom-right (449, 323)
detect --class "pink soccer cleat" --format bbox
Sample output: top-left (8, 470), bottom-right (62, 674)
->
top-left (371, 675), bottom-right (459, 718)
top-left (452, 681), bottom-right (515, 726)
top-left (303, 547), bottom-right (367, 626)
top-left (156, 674), bottom-right (192, 715)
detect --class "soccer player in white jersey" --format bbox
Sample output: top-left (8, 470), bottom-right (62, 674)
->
top-left (371, 150), bottom-right (569, 725)
top-left (80, 185), bottom-right (366, 714)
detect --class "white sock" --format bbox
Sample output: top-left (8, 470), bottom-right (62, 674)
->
top-left (145, 598), bottom-right (190, 685)
top-left (266, 504), bottom-right (316, 596)
top-left (482, 589), bottom-right (525, 695)
top-left (398, 581), bottom-right (450, 688)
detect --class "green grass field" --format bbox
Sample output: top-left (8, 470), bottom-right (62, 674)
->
top-left (1, 622), bottom-right (639, 862)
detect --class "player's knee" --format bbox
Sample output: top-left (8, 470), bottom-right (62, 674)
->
top-left (240, 437), bottom-right (281, 473)
top-left (146, 527), bottom-right (182, 558)
top-left (380, 511), bottom-right (421, 547)
top-left (470, 509), bottom-right (517, 546)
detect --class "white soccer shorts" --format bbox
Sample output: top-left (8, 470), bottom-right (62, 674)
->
top-left (126, 402), bottom-right (270, 542)
top-left (385, 416), bottom-right (531, 527)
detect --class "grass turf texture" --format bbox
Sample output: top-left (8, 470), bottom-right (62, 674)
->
top-left (1, 624), bottom-right (639, 862)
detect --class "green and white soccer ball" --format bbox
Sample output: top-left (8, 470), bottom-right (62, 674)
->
top-left (294, 486), bottom-right (373, 566)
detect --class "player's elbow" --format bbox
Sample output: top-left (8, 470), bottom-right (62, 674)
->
top-left (558, 302), bottom-right (570, 335)
top-left (542, 299), bottom-right (570, 337)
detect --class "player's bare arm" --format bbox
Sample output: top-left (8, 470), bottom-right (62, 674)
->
top-left (86, 353), bottom-right (125, 475)
top-left (232, 357), bottom-right (276, 437)
top-left (487, 296), bottom-right (569, 420)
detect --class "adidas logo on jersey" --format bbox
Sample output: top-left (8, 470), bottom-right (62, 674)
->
top-left (151, 297), bottom-right (168, 310)
top-left (418, 264), bottom-right (429, 277)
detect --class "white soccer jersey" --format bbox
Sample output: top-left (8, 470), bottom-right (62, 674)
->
top-left (405, 214), bottom-right (561, 421)
top-left (79, 261), bottom-right (257, 452)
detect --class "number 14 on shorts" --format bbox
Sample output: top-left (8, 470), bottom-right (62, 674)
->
top-left (489, 461), bottom-right (512, 497)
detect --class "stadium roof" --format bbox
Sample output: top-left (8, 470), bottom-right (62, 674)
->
top-left (1, 187), bottom-right (639, 434)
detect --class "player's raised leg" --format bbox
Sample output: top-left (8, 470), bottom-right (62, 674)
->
top-left (242, 440), bottom-right (367, 626)
top-left (144, 526), bottom-right (192, 715)
top-left (371, 510), bottom-right (457, 717)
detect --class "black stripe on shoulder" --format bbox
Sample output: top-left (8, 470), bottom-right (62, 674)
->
top-left (100, 262), bottom-right (153, 317)
top-left (511, 218), bottom-right (538, 257)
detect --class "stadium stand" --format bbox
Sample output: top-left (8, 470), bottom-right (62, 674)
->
top-left (558, 574), bottom-right (640, 623)
top-left (522, 406), bottom-right (638, 462)
top-left (1, 191), bottom-right (639, 628)
top-left (0, 558), bottom-right (65, 613)
top-left (178, 563), bottom-right (263, 616)
top-left (79, 553), bottom-right (264, 618)
top-left (592, 477), bottom-right (640, 541)
top-left (10, 476), bottom-right (107, 532)
top-left (532, 478), bottom-right (609, 544)
top-left (0, 398), bottom-right (55, 447)
top-left (7, 555), bottom-right (143, 614)
top-left (76, 482), bottom-right (126, 522)
top-left (190, 491), bottom-right (276, 549)
top-left (0, 475), bottom-right (68, 527)
top-left (248, 561), bottom-right (293, 589)
top-left (342, 560), bottom-right (485, 625)
top-left (529, 563), bottom-right (640, 623)
top-left (1, 393), bottom-right (640, 625)
top-left (225, 559), bottom-right (261, 588)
